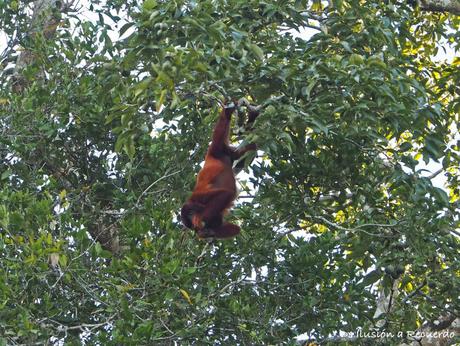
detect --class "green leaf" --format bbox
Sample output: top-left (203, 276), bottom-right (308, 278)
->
top-left (119, 22), bottom-right (135, 37)
top-left (142, 0), bottom-right (157, 11)
top-left (362, 270), bottom-right (382, 287)
top-left (1, 170), bottom-right (11, 180)
top-left (124, 135), bottom-right (136, 159)
top-left (301, 80), bottom-right (316, 99)
top-left (249, 43), bottom-right (264, 61)
top-left (156, 89), bottom-right (167, 113)
top-left (399, 142), bottom-right (412, 152)
top-left (59, 254), bottom-right (68, 268)
top-left (340, 41), bottom-right (352, 53)
top-left (310, 118), bottom-right (329, 134)
top-left (432, 187), bottom-right (449, 206)
top-left (134, 77), bottom-right (153, 98)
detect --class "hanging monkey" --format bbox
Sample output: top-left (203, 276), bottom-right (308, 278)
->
top-left (181, 101), bottom-right (259, 238)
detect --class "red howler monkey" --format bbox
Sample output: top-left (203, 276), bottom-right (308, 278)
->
top-left (181, 102), bottom-right (259, 239)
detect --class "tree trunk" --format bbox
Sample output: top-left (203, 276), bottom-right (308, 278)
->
top-left (11, 0), bottom-right (120, 254)
top-left (13, 0), bottom-right (62, 92)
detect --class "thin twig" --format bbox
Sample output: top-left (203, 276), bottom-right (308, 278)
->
top-left (311, 215), bottom-right (397, 237)
top-left (426, 168), bottom-right (444, 180)
top-left (402, 279), bottom-right (427, 304)
top-left (135, 170), bottom-right (181, 208)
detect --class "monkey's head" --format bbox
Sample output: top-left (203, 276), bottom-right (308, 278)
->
top-left (180, 201), bottom-right (204, 229)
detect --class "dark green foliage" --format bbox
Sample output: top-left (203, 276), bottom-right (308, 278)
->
top-left (0, 0), bottom-right (459, 344)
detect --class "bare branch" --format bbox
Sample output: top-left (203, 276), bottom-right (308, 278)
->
top-left (135, 170), bottom-right (182, 208)
top-left (311, 215), bottom-right (398, 237)
top-left (420, 0), bottom-right (460, 15)
top-left (426, 167), bottom-right (444, 180)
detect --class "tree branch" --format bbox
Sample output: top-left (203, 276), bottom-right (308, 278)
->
top-left (135, 169), bottom-right (182, 208)
top-left (420, 0), bottom-right (460, 15)
top-left (310, 215), bottom-right (398, 237)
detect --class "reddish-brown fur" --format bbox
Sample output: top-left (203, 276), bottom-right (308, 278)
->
top-left (181, 104), bottom-right (257, 238)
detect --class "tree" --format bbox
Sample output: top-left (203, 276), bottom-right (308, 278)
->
top-left (0, 0), bottom-right (459, 344)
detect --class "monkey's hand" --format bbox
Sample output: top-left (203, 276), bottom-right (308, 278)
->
top-left (192, 214), bottom-right (204, 230)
